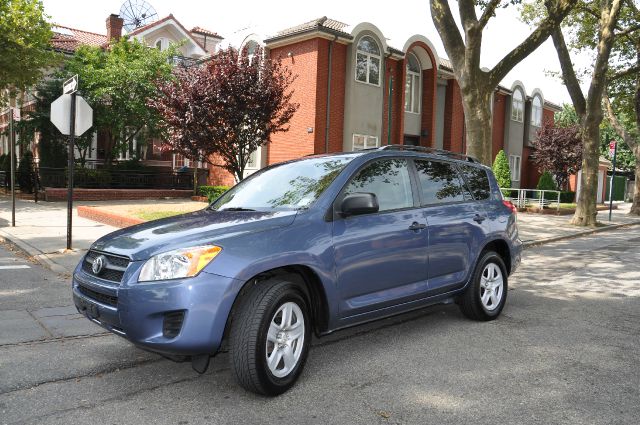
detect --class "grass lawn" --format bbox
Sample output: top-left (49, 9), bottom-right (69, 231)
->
top-left (133, 210), bottom-right (186, 221)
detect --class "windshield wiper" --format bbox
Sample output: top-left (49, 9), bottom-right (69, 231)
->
top-left (219, 207), bottom-right (256, 212)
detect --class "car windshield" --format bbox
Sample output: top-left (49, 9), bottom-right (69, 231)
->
top-left (210, 155), bottom-right (359, 211)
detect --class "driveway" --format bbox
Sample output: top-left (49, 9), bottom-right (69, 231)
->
top-left (1, 227), bottom-right (639, 424)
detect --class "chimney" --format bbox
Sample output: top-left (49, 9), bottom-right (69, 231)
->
top-left (106, 14), bottom-right (124, 42)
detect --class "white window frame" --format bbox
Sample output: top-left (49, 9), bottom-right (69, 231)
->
top-left (117, 139), bottom-right (137, 161)
top-left (509, 155), bottom-right (521, 182)
top-left (355, 36), bottom-right (381, 87)
top-left (244, 146), bottom-right (261, 170)
top-left (155, 38), bottom-right (169, 51)
top-left (405, 53), bottom-right (421, 114)
top-left (511, 90), bottom-right (524, 122)
top-left (531, 96), bottom-right (542, 127)
top-left (352, 134), bottom-right (379, 151)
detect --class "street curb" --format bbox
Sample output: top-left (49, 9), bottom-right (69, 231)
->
top-left (0, 229), bottom-right (70, 275)
top-left (522, 220), bottom-right (640, 248)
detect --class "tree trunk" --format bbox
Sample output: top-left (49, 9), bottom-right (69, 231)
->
top-left (631, 145), bottom-right (640, 215)
top-left (571, 120), bottom-right (601, 226)
top-left (460, 87), bottom-right (493, 165)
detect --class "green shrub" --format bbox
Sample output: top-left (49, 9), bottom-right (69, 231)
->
top-left (536, 171), bottom-right (557, 191)
top-left (559, 191), bottom-right (576, 203)
top-left (199, 185), bottom-right (230, 202)
top-left (492, 150), bottom-right (511, 191)
top-left (17, 151), bottom-right (37, 193)
top-left (75, 168), bottom-right (112, 188)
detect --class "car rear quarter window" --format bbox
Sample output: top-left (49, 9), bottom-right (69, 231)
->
top-left (344, 158), bottom-right (413, 212)
top-left (459, 165), bottom-right (491, 200)
top-left (415, 160), bottom-right (466, 205)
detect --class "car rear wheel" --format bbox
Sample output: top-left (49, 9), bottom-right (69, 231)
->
top-left (229, 279), bottom-right (311, 396)
top-left (458, 251), bottom-right (508, 321)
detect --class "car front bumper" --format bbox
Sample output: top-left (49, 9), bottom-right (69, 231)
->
top-left (72, 263), bottom-right (241, 356)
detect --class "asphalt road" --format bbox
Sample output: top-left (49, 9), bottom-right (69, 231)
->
top-left (1, 227), bottom-right (639, 425)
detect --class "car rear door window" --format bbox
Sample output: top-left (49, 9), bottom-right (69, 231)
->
top-left (415, 160), bottom-right (466, 205)
top-left (459, 165), bottom-right (491, 200)
top-left (344, 159), bottom-right (413, 212)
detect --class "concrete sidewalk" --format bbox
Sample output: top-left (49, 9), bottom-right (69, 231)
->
top-left (1, 195), bottom-right (639, 274)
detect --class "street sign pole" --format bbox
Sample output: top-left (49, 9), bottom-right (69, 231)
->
top-left (9, 107), bottom-right (15, 227)
top-left (67, 91), bottom-right (76, 250)
top-left (608, 141), bottom-right (618, 222)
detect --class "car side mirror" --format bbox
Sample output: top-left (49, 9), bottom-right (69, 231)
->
top-left (340, 192), bottom-right (379, 217)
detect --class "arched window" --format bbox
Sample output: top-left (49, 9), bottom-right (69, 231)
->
top-left (155, 38), bottom-right (168, 51)
top-left (531, 95), bottom-right (542, 126)
top-left (245, 40), bottom-right (259, 64)
top-left (404, 53), bottom-right (421, 113)
top-left (511, 89), bottom-right (524, 122)
top-left (355, 36), bottom-right (381, 86)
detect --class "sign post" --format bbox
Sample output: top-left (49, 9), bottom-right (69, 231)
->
top-left (50, 75), bottom-right (92, 250)
top-left (9, 107), bottom-right (16, 227)
top-left (608, 140), bottom-right (617, 222)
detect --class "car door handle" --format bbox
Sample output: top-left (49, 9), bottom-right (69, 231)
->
top-left (473, 214), bottom-right (487, 223)
top-left (408, 222), bottom-right (427, 231)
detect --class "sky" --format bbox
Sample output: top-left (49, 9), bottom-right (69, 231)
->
top-left (41, 0), bottom-right (583, 105)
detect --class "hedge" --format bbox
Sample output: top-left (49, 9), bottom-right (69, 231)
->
top-left (199, 185), bottom-right (230, 202)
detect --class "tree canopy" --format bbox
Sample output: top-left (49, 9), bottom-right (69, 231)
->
top-left (429, 0), bottom-right (577, 165)
top-left (531, 122), bottom-right (583, 189)
top-left (62, 37), bottom-right (176, 165)
top-left (0, 0), bottom-right (56, 104)
top-left (151, 46), bottom-right (299, 182)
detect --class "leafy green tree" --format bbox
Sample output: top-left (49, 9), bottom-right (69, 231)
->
top-left (17, 150), bottom-right (36, 193)
top-left (0, 0), bottom-right (57, 105)
top-left (17, 78), bottom-right (94, 168)
top-left (537, 171), bottom-right (558, 191)
top-left (492, 150), bottom-right (511, 191)
top-left (62, 38), bottom-right (176, 165)
top-left (523, 0), bottom-right (630, 225)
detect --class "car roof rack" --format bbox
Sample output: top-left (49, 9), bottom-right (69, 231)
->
top-left (376, 144), bottom-right (478, 163)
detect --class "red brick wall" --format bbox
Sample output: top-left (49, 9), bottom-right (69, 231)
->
top-left (382, 57), bottom-right (404, 146)
top-left (421, 67), bottom-right (436, 147)
top-left (444, 79), bottom-right (465, 153)
top-left (542, 107), bottom-right (555, 126)
top-left (492, 92), bottom-right (507, 162)
top-left (268, 40), bottom-right (319, 164)
top-left (314, 39), bottom-right (346, 154)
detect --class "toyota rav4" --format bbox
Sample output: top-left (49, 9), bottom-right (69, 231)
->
top-left (73, 146), bottom-right (521, 396)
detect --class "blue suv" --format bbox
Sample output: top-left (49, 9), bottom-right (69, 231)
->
top-left (73, 146), bottom-right (521, 395)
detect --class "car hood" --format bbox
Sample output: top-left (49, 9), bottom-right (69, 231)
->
top-left (91, 208), bottom-right (298, 261)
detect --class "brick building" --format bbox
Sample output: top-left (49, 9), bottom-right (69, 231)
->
top-left (213, 17), bottom-right (562, 188)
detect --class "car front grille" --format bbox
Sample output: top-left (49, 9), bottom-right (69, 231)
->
top-left (82, 250), bottom-right (130, 284)
top-left (77, 284), bottom-right (118, 307)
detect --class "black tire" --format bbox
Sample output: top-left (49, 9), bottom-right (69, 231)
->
top-left (458, 251), bottom-right (508, 321)
top-left (229, 278), bottom-right (311, 396)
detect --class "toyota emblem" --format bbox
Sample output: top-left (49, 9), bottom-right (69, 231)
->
top-left (92, 255), bottom-right (107, 275)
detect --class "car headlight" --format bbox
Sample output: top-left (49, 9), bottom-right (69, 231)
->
top-left (138, 245), bottom-right (222, 282)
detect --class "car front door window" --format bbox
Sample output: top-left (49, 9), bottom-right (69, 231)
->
top-left (344, 158), bottom-right (413, 211)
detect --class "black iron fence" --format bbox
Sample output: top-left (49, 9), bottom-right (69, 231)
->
top-left (37, 167), bottom-right (207, 190)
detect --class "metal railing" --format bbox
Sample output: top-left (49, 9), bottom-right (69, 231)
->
top-left (501, 188), bottom-right (562, 213)
top-left (37, 167), bottom-right (207, 190)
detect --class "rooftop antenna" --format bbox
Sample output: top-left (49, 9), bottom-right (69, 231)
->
top-left (119, 0), bottom-right (158, 32)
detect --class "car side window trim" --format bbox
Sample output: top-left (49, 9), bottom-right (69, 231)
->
top-left (330, 156), bottom-right (421, 220)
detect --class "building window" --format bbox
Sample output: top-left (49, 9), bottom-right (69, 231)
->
top-left (353, 134), bottom-right (379, 151)
top-left (405, 53), bottom-right (421, 114)
top-left (509, 155), bottom-right (521, 182)
top-left (155, 38), bottom-right (168, 51)
top-left (245, 40), bottom-right (259, 64)
top-left (355, 36), bottom-right (381, 86)
top-left (531, 95), bottom-right (542, 126)
top-left (511, 89), bottom-right (524, 122)
top-left (245, 146), bottom-right (261, 170)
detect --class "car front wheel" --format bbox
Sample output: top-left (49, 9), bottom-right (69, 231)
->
top-left (229, 279), bottom-right (311, 396)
